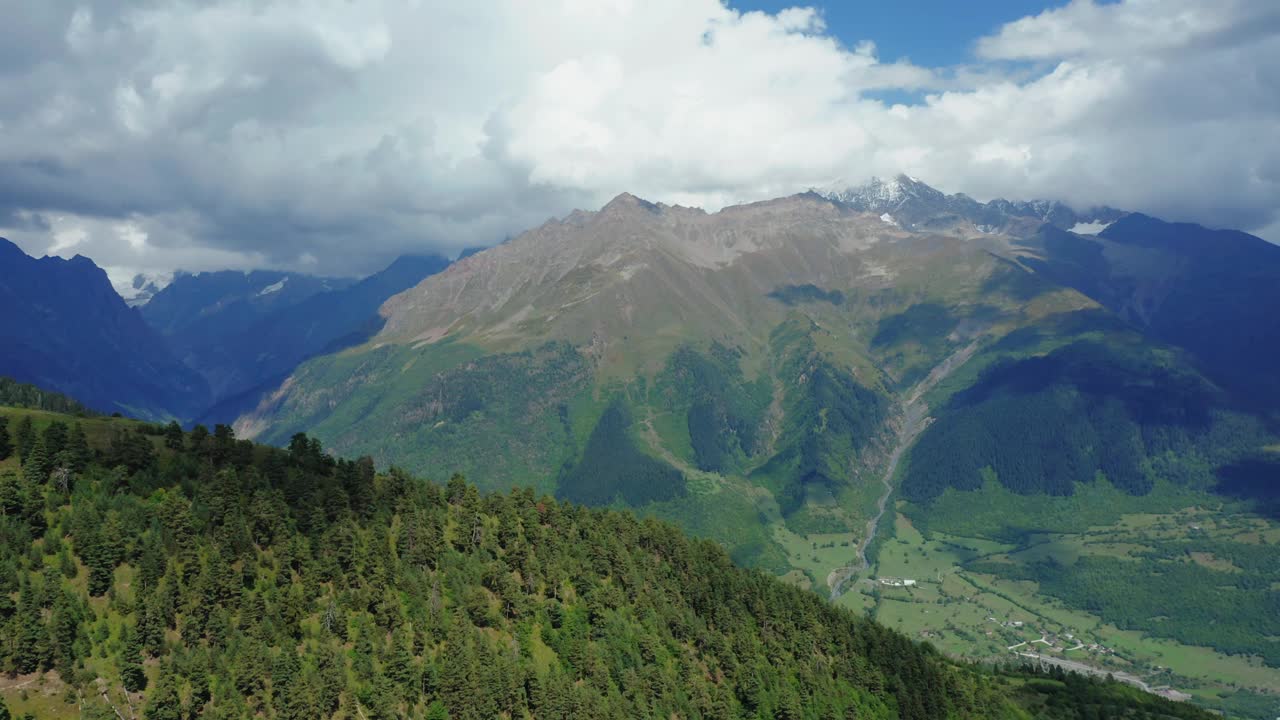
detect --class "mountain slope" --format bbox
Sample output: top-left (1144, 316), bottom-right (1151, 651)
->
top-left (0, 406), bottom-right (1218, 720)
top-left (1015, 215), bottom-right (1280, 406)
top-left (141, 268), bottom-right (349, 341)
top-left (141, 269), bottom-right (353, 401)
top-left (190, 254), bottom-right (451, 424)
top-left (238, 188), bottom-right (1143, 571)
top-left (0, 238), bottom-right (209, 419)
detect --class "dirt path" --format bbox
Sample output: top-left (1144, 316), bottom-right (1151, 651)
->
top-left (828, 342), bottom-right (979, 598)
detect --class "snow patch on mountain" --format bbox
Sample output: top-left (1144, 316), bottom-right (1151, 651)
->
top-left (820, 174), bottom-right (1125, 233)
top-left (1070, 221), bottom-right (1112, 235)
top-left (112, 271), bottom-right (173, 307)
top-left (258, 277), bottom-right (288, 295)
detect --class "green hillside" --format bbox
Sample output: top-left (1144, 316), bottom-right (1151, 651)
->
top-left (241, 197), bottom-right (1090, 578)
top-left (230, 194), bottom-right (1280, 717)
top-left (0, 406), bottom-right (1219, 720)
top-left (0, 378), bottom-right (99, 418)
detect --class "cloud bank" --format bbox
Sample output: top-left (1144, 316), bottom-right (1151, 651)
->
top-left (0, 0), bottom-right (1276, 284)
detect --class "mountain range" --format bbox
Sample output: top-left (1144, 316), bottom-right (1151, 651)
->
top-left (222, 176), bottom-right (1280, 715)
top-left (237, 176), bottom-right (1279, 539)
top-left (3, 176), bottom-right (1279, 716)
top-left (0, 237), bottom-right (209, 420)
top-left (0, 240), bottom-right (450, 422)
top-left (819, 174), bottom-right (1124, 234)
top-left (142, 254), bottom-right (451, 425)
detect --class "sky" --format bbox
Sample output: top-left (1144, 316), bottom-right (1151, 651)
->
top-left (0, 0), bottom-right (1277, 289)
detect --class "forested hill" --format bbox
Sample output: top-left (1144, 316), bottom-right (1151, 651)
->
top-left (0, 407), bottom-right (1216, 720)
top-left (0, 378), bottom-right (97, 417)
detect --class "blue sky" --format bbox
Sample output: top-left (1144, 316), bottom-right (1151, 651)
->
top-left (736, 0), bottom-right (1061, 66)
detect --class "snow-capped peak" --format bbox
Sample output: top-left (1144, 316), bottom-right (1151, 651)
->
top-left (818, 174), bottom-right (942, 212)
top-left (112, 271), bottom-right (173, 307)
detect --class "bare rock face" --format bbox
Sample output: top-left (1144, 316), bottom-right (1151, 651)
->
top-left (376, 189), bottom-right (988, 361)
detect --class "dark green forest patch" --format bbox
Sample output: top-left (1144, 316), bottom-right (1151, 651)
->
top-left (902, 341), bottom-right (1271, 502)
top-left (556, 400), bottom-right (686, 506)
top-left (753, 335), bottom-right (889, 528)
top-left (655, 343), bottom-right (771, 473)
top-left (767, 283), bottom-right (846, 306)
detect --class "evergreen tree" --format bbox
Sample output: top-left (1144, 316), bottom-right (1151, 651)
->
top-left (14, 415), bottom-right (33, 461)
top-left (121, 629), bottom-right (147, 692)
top-left (387, 626), bottom-right (417, 697)
top-left (22, 436), bottom-right (49, 484)
top-left (163, 420), bottom-right (184, 450)
top-left (0, 416), bottom-right (11, 461)
top-left (188, 655), bottom-right (211, 713)
top-left (144, 662), bottom-right (182, 720)
top-left (12, 583), bottom-right (48, 674)
top-left (67, 422), bottom-right (91, 471)
top-left (42, 420), bottom-right (68, 457)
top-left (188, 424), bottom-right (209, 454)
top-left (0, 471), bottom-right (19, 517)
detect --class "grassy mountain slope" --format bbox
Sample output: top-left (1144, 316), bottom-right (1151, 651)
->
top-left (0, 406), bottom-right (1218, 720)
top-left (1015, 217), bottom-right (1280, 407)
top-left (238, 193), bottom-right (1087, 572)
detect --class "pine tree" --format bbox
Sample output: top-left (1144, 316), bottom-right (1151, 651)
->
top-left (121, 629), bottom-right (148, 692)
top-left (67, 423), bottom-right (91, 471)
top-left (0, 696), bottom-right (10, 720)
top-left (14, 415), bottom-right (33, 461)
top-left (144, 661), bottom-right (182, 720)
top-left (387, 626), bottom-right (417, 696)
top-left (188, 655), bottom-right (211, 713)
top-left (42, 420), bottom-right (68, 457)
top-left (13, 583), bottom-right (48, 674)
top-left (188, 424), bottom-right (209, 454)
top-left (0, 416), bottom-right (11, 461)
top-left (22, 436), bottom-right (48, 484)
top-left (0, 471), bottom-right (20, 517)
top-left (163, 421), bottom-right (184, 450)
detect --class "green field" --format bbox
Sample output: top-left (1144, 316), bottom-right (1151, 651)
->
top-left (850, 487), bottom-right (1280, 719)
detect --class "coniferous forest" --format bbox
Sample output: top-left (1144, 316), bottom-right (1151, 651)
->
top-left (0, 407), bottom-right (1219, 719)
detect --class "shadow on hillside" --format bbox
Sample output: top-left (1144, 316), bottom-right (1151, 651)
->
top-left (1214, 457), bottom-right (1280, 520)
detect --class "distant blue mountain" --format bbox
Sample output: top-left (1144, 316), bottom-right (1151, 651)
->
top-left (141, 254), bottom-right (450, 423)
top-left (0, 238), bottom-right (209, 419)
top-left (142, 269), bottom-right (351, 346)
top-left (1020, 213), bottom-right (1280, 407)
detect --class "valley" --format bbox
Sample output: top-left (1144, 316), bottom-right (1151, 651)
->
top-left (829, 340), bottom-right (980, 598)
top-left (833, 486), bottom-right (1280, 718)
